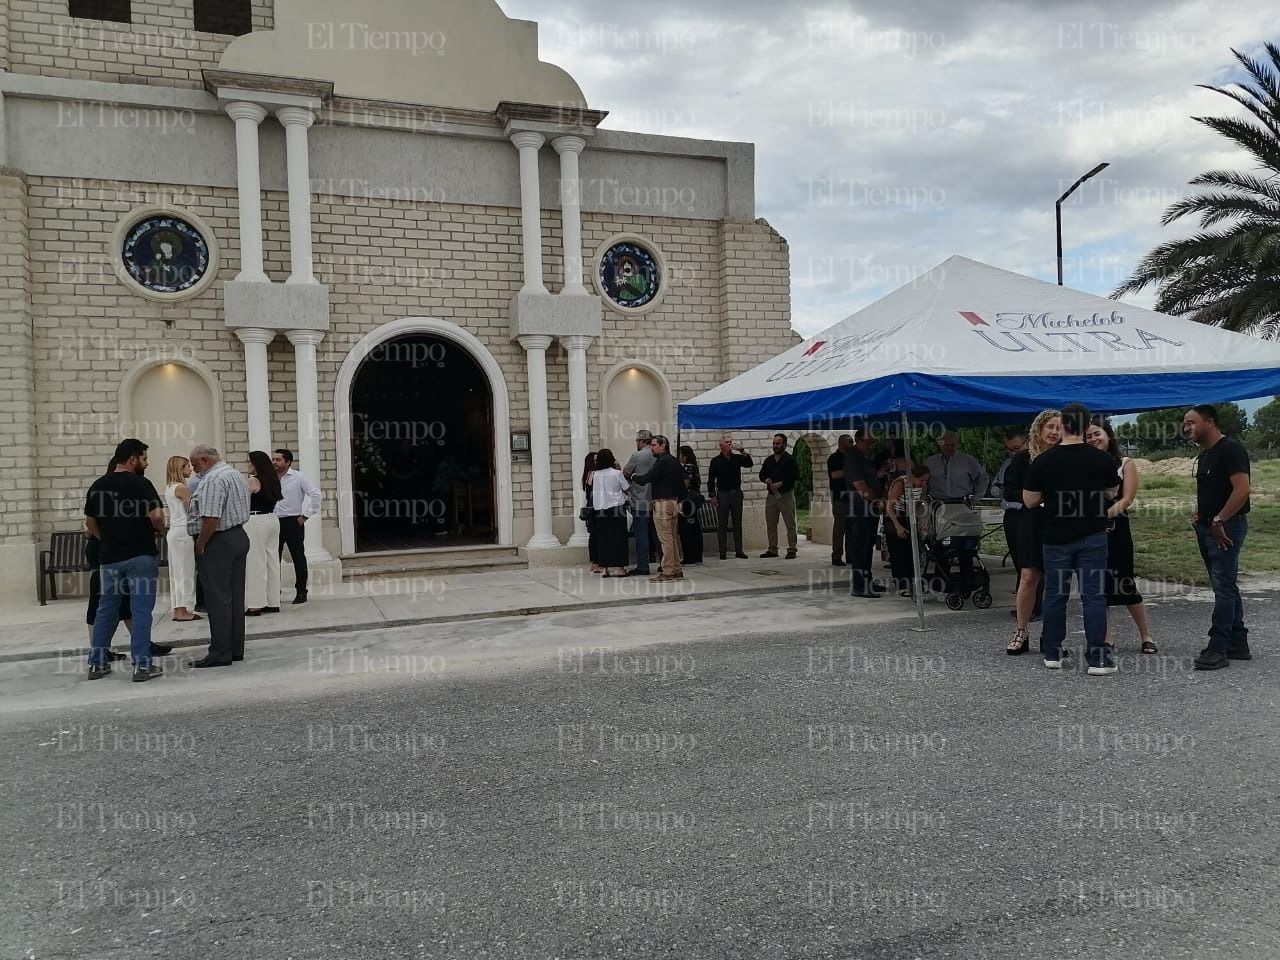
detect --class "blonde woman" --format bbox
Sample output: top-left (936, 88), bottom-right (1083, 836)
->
top-left (163, 455), bottom-right (200, 622)
top-left (1005, 409), bottom-right (1062, 655)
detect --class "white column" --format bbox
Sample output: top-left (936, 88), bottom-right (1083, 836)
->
top-left (511, 131), bottom-right (548, 295)
top-left (226, 101), bottom-right (269, 283)
top-left (276, 106), bottom-right (317, 285)
top-left (520, 335), bottom-right (560, 549)
top-left (236, 327), bottom-right (274, 452)
top-left (552, 135), bottom-right (588, 295)
top-left (286, 329), bottom-right (333, 561)
top-left (562, 335), bottom-right (592, 546)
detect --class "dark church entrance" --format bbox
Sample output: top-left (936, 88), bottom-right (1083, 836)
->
top-left (350, 334), bottom-right (496, 553)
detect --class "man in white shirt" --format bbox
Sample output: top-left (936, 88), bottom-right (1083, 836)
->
top-left (272, 448), bottom-right (322, 604)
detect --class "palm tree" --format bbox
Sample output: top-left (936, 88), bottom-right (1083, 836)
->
top-left (1114, 43), bottom-right (1280, 337)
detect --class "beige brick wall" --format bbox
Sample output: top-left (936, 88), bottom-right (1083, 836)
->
top-left (23, 174), bottom-right (798, 553)
top-left (0, 172), bottom-right (38, 545)
top-left (7, 0), bottom-right (273, 87)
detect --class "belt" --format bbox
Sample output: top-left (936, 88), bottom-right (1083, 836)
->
top-left (250, 511), bottom-right (274, 515)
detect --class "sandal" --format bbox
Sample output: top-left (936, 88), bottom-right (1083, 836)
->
top-left (1140, 638), bottom-right (1158, 655)
top-left (1007, 628), bottom-right (1030, 656)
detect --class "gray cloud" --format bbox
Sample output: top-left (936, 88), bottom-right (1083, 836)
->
top-left (503, 0), bottom-right (1271, 334)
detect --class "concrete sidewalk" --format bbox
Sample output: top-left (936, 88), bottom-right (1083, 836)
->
top-left (2, 541), bottom-right (917, 664)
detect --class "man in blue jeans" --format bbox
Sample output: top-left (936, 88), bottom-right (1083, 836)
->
top-left (1023, 403), bottom-right (1120, 675)
top-left (1184, 405), bottom-right (1252, 671)
top-left (84, 438), bottom-right (167, 682)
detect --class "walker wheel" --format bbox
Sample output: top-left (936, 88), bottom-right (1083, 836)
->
top-left (945, 593), bottom-right (965, 611)
top-left (972, 590), bottom-right (993, 610)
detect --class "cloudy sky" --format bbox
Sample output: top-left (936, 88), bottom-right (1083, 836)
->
top-left (504, 0), bottom-right (1270, 338)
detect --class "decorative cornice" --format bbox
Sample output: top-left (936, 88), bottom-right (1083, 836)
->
top-left (498, 101), bottom-right (608, 129)
top-left (203, 69), bottom-right (334, 102)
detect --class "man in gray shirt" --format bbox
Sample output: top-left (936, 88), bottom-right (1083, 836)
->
top-left (924, 432), bottom-right (989, 502)
top-left (623, 430), bottom-right (657, 575)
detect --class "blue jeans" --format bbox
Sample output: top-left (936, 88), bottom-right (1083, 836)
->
top-left (88, 555), bottom-right (158, 669)
top-left (1041, 531), bottom-right (1109, 666)
top-left (1196, 516), bottom-right (1248, 654)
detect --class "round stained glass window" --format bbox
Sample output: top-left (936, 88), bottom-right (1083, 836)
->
top-left (121, 215), bottom-right (211, 295)
top-left (598, 240), bottom-right (662, 311)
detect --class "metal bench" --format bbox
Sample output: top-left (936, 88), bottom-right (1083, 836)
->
top-left (38, 530), bottom-right (170, 605)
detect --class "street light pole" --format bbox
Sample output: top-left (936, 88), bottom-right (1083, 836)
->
top-left (1056, 162), bottom-right (1110, 286)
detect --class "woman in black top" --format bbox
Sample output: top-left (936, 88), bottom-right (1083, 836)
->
top-left (582, 453), bottom-right (601, 574)
top-left (1008, 410), bottom-right (1061, 655)
top-left (246, 450), bottom-right (284, 615)
top-left (883, 463), bottom-right (929, 595)
top-left (677, 446), bottom-right (704, 565)
top-left (1086, 417), bottom-right (1155, 654)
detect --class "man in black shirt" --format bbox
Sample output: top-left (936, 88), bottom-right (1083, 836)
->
top-left (844, 430), bottom-right (885, 598)
top-left (707, 436), bottom-right (753, 560)
top-left (828, 434), bottom-right (852, 566)
top-left (634, 435), bottom-right (686, 582)
top-left (84, 438), bottom-right (167, 682)
top-left (1024, 403), bottom-right (1119, 675)
top-left (759, 433), bottom-right (799, 559)
top-left (1184, 404), bottom-right (1252, 670)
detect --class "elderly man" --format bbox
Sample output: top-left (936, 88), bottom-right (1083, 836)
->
top-left (187, 444), bottom-right (251, 668)
top-left (924, 432), bottom-right (989, 593)
top-left (623, 430), bottom-right (658, 576)
top-left (707, 436), bottom-right (753, 560)
top-left (924, 432), bottom-right (990, 502)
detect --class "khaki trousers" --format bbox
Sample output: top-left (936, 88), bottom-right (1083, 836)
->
top-left (765, 490), bottom-right (798, 551)
top-left (653, 499), bottom-right (683, 576)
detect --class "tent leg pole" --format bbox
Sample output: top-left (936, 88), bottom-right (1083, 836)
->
top-left (902, 412), bottom-right (927, 632)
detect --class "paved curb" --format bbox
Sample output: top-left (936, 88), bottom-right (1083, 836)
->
top-left (2, 578), bottom-right (853, 665)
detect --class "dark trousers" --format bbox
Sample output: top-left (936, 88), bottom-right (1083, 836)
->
top-left (1041, 531), bottom-right (1109, 665)
top-left (198, 526), bottom-right (250, 664)
top-left (831, 495), bottom-right (848, 562)
top-left (278, 516), bottom-right (308, 594)
top-left (678, 499), bottom-right (704, 564)
top-left (1196, 517), bottom-right (1248, 654)
top-left (631, 506), bottom-right (656, 572)
top-left (846, 514), bottom-right (879, 594)
top-left (716, 489), bottom-right (744, 555)
top-left (884, 518), bottom-right (914, 590)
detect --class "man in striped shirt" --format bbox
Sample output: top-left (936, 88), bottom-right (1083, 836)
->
top-left (187, 444), bottom-right (251, 668)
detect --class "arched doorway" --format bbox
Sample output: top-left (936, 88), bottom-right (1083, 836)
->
top-left (600, 361), bottom-right (671, 455)
top-left (120, 359), bottom-right (222, 492)
top-left (348, 333), bottom-right (496, 552)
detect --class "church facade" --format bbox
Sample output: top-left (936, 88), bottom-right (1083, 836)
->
top-left (0, 0), bottom-right (800, 602)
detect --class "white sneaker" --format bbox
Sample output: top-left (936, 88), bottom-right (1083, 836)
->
top-left (1044, 657), bottom-right (1062, 670)
top-left (1087, 665), bottom-right (1119, 676)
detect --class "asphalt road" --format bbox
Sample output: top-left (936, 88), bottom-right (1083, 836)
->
top-left (3, 593), bottom-right (1279, 960)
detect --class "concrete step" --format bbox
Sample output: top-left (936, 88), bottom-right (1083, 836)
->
top-left (341, 546), bottom-right (525, 581)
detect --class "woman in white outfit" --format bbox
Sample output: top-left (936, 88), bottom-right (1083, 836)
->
top-left (245, 450), bottom-right (284, 616)
top-left (163, 456), bottom-right (200, 622)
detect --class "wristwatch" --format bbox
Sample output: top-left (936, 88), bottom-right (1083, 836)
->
top-left (1212, 515), bottom-right (1224, 525)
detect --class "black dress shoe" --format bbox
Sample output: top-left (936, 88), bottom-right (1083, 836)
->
top-left (719, 553), bottom-right (727, 560)
top-left (87, 665), bottom-right (111, 680)
top-left (759, 551), bottom-right (779, 559)
top-left (734, 552), bottom-right (748, 559)
top-left (785, 550), bottom-right (798, 559)
top-left (850, 591), bottom-right (881, 599)
top-left (245, 609), bottom-right (262, 617)
top-left (293, 592), bottom-right (308, 605)
top-left (132, 665), bottom-right (163, 683)
top-left (149, 642), bottom-right (174, 656)
top-left (191, 657), bottom-right (233, 668)
top-left (832, 560), bottom-right (847, 567)
top-left (262, 607), bottom-right (281, 614)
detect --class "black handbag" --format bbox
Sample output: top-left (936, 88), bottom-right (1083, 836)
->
top-left (579, 506), bottom-right (594, 522)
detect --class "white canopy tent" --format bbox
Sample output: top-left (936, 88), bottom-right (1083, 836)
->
top-left (677, 256), bottom-right (1280, 627)
top-left (678, 256), bottom-right (1280, 430)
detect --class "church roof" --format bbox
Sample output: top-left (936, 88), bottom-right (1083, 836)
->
top-left (217, 0), bottom-right (588, 113)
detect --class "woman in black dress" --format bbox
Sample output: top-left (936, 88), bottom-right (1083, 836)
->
top-left (676, 446), bottom-right (704, 565)
top-left (1086, 417), bottom-right (1156, 654)
top-left (581, 453), bottom-right (601, 574)
top-left (1007, 409), bottom-right (1061, 655)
